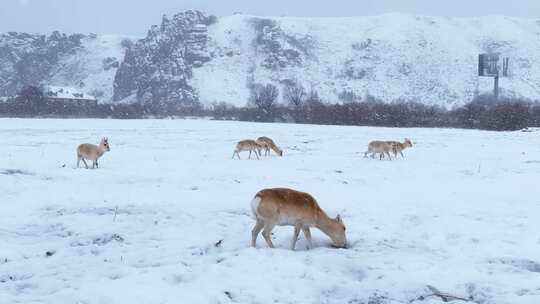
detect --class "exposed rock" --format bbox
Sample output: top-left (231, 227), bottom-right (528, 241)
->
top-left (0, 31), bottom-right (84, 96)
top-left (112, 10), bottom-right (212, 110)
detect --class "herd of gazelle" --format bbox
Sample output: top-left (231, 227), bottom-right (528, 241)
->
top-left (364, 138), bottom-right (413, 160)
top-left (232, 136), bottom-right (283, 159)
top-left (76, 136), bottom-right (412, 249)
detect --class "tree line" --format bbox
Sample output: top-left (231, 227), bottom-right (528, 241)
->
top-left (217, 82), bottom-right (540, 131)
top-left (1, 84), bottom-right (539, 131)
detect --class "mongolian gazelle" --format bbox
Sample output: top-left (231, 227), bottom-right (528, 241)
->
top-left (386, 138), bottom-right (413, 158)
top-left (364, 140), bottom-right (393, 160)
top-left (77, 137), bottom-right (110, 169)
top-left (256, 136), bottom-right (283, 157)
top-left (251, 188), bottom-right (347, 250)
top-left (232, 140), bottom-right (263, 160)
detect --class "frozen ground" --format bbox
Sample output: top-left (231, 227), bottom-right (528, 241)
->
top-left (0, 118), bottom-right (539, 304)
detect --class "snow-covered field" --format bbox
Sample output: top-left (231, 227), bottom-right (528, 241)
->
top-left (1, 118), bottom-right (539, 304)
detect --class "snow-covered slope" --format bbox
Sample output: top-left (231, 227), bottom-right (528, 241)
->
top-left (2, 12), bottom-right (540, 107)
top-left (49, 35), bottom-right (126, 102)
top-left (0, 32), bottom-right (127, 102)
top-left (1, 118), bottom-right (539, 303)
top-left (193, 13), bottom-right (540, 107)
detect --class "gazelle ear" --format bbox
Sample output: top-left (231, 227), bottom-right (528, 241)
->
top-left (336, 214), bottom-right (342, 223)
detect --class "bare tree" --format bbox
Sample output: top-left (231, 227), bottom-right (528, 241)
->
top-left (249, 83), bottom-right (279, 114)
top-left (283, 80), bottom-right (306, 108)
top-left (305, 86), bottom-right (322, 104)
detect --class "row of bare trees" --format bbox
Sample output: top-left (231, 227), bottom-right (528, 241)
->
top-left (246, 80), bottom-right (322, 122)
top-left (240, 81), bottom-right (537, 130)
top-left (2, 84), bottom-right (539, 131)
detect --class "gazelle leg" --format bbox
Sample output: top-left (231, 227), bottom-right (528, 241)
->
top-left (291, 224), bottom-right (301, 250)
top-left (255, 150), bottom-right (260, 160)
top-left (77, 156), bottom-right (81, 168)
top-left (251, 219), bottom-right (264, 247)
top-left (95, 160), bottom-right (99, 168)
top-left (302, 227), bottom-right (313, 249)
top-left (82, 158), bottom-right (89, 169)
top-left (400, 151), bottom-right (404, 158)
top-left (262, 224), bottom-right (275, 248)
top-left (92, 160), bottom-right (96, 169)
top-left (386, 151), bottom-right (392, 160)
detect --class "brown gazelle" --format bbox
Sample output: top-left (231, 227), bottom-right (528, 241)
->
top-left (232, 140), bottom-right (263, 160)
top-left (250, 188), bottom-right (347, 250)
top-left (256, 136), bottom-right (283, 157)
top-left (386, 138), bottom-right (413, 158)
top-left (364, 140), bottom-right (393, 160)
top-left (77, 137), bottom-right (110, 169)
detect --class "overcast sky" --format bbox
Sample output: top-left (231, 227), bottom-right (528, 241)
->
top-left (2, 0), bottom-right (539, 36)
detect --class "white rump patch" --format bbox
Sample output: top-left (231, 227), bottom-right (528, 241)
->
top-left (250, 196), bottom-right (261, 218)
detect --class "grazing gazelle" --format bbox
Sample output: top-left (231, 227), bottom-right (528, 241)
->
top-left (250, 188), bottom-right (347, 250)
top-left (364, 140), bottom-right (393, 160)
top-left (77, 137), bottom-right (110, 169)
top-left (386, 138), bottom-right (413, 158)
top-left (256, 136), bottom-right (283, 157)
top-left (232, 140), bottom-right (263, 160)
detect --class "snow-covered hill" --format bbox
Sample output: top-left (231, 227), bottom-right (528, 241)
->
top-left (49, 35), bottom-right (126, 102)
top-left (0, 32), bottom-right (127, 102)
top-left (192, 13), bottom-right (540, 107)
top-left (2, 11), bottom-right (540, 107)
top-left (1, 118), bottom-right (539, 303)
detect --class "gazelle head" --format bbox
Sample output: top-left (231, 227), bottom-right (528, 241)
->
top-left (328, 214), bottom-right (347, 248)
top-left (404, 138), bottom-right (413, 147)
top-left (100, 137), bottom-right (110, 151)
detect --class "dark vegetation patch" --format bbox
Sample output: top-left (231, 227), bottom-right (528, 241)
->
top-left (1, 83), bottom-right (539, 131)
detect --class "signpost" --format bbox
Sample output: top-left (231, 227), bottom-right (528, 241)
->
top-left (478, 53), bottom-right (509, 100)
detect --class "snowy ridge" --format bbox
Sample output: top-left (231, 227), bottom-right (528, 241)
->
top-left (1, 12), bottom-right (540, 107)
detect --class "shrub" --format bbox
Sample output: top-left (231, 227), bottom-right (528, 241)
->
top-left (248, 83), bottom-right (279, 121)
top-left (479, 100), bottom-right (530, 131)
